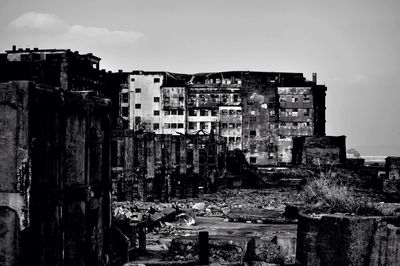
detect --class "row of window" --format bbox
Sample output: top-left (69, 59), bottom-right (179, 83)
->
top-left (152, 123), bottom-right (184, 130)
top-left (279, 95), bottom-right (311, 103)
top-left (221, 123), bottom-right (241, 129)
top-left (188, 122), bottom-right (217, 130)
top-left (164, 110), bottom-right (184, 115)
top-left (224, 136), bottom-right (241, 143)
top-left (131, 77), bottom-right (160, 83)
top-left (279, 122), bottom-right (312, 127)
top-left (164, 96), bottom-right (184, 103)
top-left (188, 94), bottom-right (240, 104)
top-left (280, 108), bottom-right (310, 117)
top-left (163, 123), bottom-right (184, 129)
top-left (188, 109), bottom-right (218, 116)
top-left (220, 109), bottom-right (242, 116)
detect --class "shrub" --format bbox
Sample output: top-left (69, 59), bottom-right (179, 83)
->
top-left (301, 169), bottom-right (382, 215)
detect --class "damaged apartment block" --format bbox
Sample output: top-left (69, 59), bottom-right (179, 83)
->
top-left (117, 70), bottom-right (327, 167)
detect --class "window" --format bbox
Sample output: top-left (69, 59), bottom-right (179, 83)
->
top-left (303, 95), bottom-right (310, 102)
top-left (236, 110), bottom-right (242, 115)
top-left (189, 122), bottom-right (197, 130)
top-left (250, 157), bottom-right (257, 164)
top-left (171, 123), bottom-right (177, 129)
top-left (178, 110), bottom-right (184, 115)
top-left (200, 110), bottom-right (208, 116)
top-left (135, 88), bottom-right (141, 93)
top-left (164, 97), bottom-right (170, 104)
top-left (153, 123), bottom-right (159, 130)
top-left (135, 116), bottom-right (141, 124)
top-left (236, 123), bottom-right (242, 128)
top-left (178, 123), bottom-right (184, 128)
top-left (189, 109), bottom-right (197, 116)
top-left (178, 96), bottom-right (184, 101)
top-left (233, 95), bottom-right (239, 102)
top-left (154, 97), bottom-right (160, 102)
top-left (164, 123), bottom-right (170, 129)
top-left (244, 135), bottom-right (248, 139)
top-left (229, 123), bottom-right (235, 129)
top-left (229, 137), bottom-right (235, 143)
top-left (211, 109), bottom-right (218, 116)
top-left (122, 93), bottom-right (128, 103)
top-left (154, 78), bottom-right (160, 83)
top-left (293, 122), bottom-right (298, 126)
top-left (304, 109), bottom-right (310, 116)
top-left (236, 137), bottom-right (241, 142)
top-left (221, 123), bottom-right (228, 129)
top-left (171, 110), bottom-right (177, 115)
top-left (221, 110), bottom-right (228, 116)
top-left (154, 110), bottom-right (160, 116)
top-left (270, 110), bottom-right (275, 116)
top-left (135, 104), bottom-right (141, 109)
top-left (229, 110), bottom-right (236, 115)
top-left (269, 96), bottom-right (276, 103)
top-left (131, 78), bottom-right (135, 82)
top-left (164, 110), bottom-right (170, 116)
top-left (121, 107), bottom-right (129, 117)
top-left (292, 97), bottom-right (298, 102)
top-left (200, 122), bottom-right (206, 129)
top-left (211, 122), bottom-right (217, 129)
top-left (250, 130), bottom-right (256, 136)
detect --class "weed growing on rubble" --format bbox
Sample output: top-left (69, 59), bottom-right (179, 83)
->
top-left (301, 168), bottom-right (382, 215)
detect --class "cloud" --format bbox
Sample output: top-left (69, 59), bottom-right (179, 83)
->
top-left (7, 12), bottom-right (67, 32)
top-left (350, 74), bottom-right (368, 84)
top-left (7, 12), bottom-right (144, 47)
top-left (68, 25), bottom-right (143, 46)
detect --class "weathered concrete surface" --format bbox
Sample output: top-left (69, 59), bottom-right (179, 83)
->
top-left (386, 156), bottom-right (400, 180)
top-left (0, 207), bottom-right (19, 266)
top-left (296, 213), bottom-right (400, 266)
top-left (292, 135), bottom-right (346, 165)
top-left (0, 81), bottom-right (112, 266)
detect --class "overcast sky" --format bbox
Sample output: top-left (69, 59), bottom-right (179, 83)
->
top-left (1, 0), bottom-right (399, 154)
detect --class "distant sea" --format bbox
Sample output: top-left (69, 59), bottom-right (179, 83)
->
top-left (352, 144), bottom-right (400, 157)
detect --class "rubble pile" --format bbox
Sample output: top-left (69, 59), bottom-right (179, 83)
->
top-left (165, 238), bottom-right (246, 265)
top-left (112, 189), bottom-right (301, 225)
top-left (176, 188), bottom-right (302, 218)
top-left (245, 238), bottom-right (281, 264)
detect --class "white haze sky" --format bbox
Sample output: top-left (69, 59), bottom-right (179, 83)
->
top-left (1, 0), bottom-right (399, 154)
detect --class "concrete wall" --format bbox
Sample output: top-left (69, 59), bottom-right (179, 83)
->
top-left (161, 87), bottom-right (186, 135)
top-left (292, 136), bottom-right (347, 165)
top-left (129, 73), bottom-right (163, 132)
top-left (386, 157), bottom-right (400, 180)
top-left (116, 131), bottom-right (227, 200)
top-left (0, 81), bottom-right (112, 266)
top-left (219, 106), bottom-right (242, 150)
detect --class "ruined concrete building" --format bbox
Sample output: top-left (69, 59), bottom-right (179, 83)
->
top-left (116, 71), bottom-right (326, 166)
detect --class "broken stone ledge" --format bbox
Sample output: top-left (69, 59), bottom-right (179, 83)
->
top-left (296, 211), bottom-right (400, 266)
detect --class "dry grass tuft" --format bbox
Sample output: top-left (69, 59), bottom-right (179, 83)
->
top-left (301, 169), bottom-right (382, 215)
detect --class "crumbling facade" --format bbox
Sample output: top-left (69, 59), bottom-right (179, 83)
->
top-left (0, 81), bottom-right (112, 265)
top-left (119, 71), bottom-right (326, 166)
top-left (112, 131), bottom-right (227, 201)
